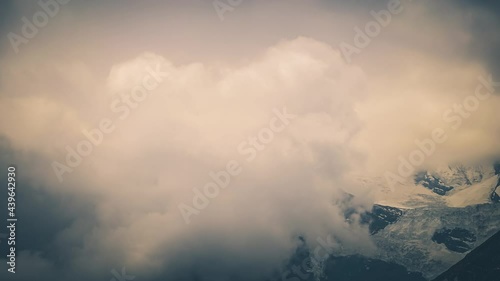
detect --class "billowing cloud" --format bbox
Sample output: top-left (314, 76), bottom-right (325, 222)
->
top-left (0, 1), bottom-right (499, 280)
top-left (0, 37), bottom-right (375, 280)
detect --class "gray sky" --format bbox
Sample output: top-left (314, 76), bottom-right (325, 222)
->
top-left (0, 1), bottom-right (499, 280)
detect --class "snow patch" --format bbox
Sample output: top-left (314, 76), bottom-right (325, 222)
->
top-left (446, 175), bottom-right (499, 208)
top-left (435, 164), bottom-right (495, 187)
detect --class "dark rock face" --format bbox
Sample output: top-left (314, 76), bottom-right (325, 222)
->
top-left (494, 162), bottom-right (500, 175)
top-left (432, 230), bottom-right (500, 281)
top-left (432, 228), bottom-right (476, 253)
top-left (361, 205), bottom-right (405, 235)
top-left (278, 239), bottom-right (426, 281)
top-left (491, 178), bottom-right (500, 203)
top-left (323, 255), bottom-right (426, 281)
top-left (415, 172), bottom-right (454, 195)
top-left (279, 238), bottom-right (316, 281)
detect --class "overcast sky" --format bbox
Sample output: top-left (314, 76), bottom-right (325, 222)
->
top-left (0, 1), bottom-right (499, 280)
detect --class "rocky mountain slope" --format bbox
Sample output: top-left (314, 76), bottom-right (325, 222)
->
top-left (278, 237), bottom-right (426, 281)
top-left (432, 230), bottom-right (500, 281)
top-left (351, 163), bottom-right (500, 280)
top-left (278, 163), bottom-right (500, 281)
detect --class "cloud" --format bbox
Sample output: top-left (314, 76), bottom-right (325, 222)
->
top-left (0, 1), bottom-right (499, 280)
top-left (0, 37), bottom-right (376, 280)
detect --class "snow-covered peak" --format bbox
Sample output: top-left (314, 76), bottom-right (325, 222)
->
top-left (432, 164), bottom-right (495, 187)
top-left (351, 163), bottom-right (499, 209)
top-left (446, 175), bottom-right (499, 208)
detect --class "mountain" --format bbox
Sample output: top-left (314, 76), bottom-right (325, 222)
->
top-left (432, 230), bottom-right (500, 281)
top-left (322, 255), bottom-right (426, 281)
top-left (350, 162), bottom-right (500, 280)
top-left (278, 237), bottom-right (426, 281)
top-left (369, 203), bottom-right (500, 279)
top-left (415, 171), bottom-right (453, 195)
top-left (361, 204), bottom-right (405, 235)
top-left (431, 228), bottom-right (476, 253)
top-left (278, 162), bottom-right (500, 281)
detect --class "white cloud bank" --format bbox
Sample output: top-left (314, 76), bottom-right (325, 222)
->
top-left (0, 37), bottom-right (379, 280)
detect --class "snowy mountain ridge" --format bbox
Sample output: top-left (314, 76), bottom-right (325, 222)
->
top-left (349, 162), bottom-right (500, 280)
